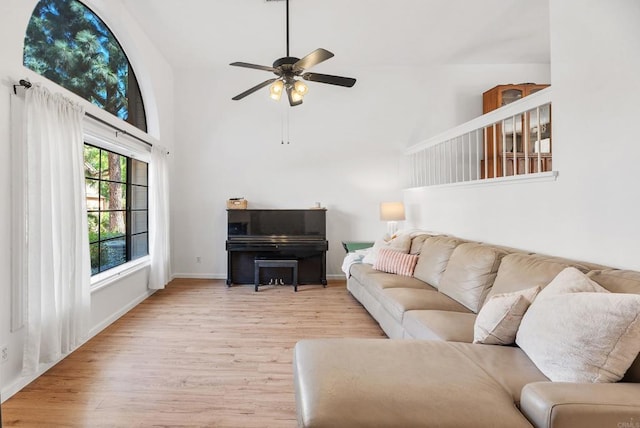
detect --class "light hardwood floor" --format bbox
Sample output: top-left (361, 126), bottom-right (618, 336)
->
top-left (3, 279), bottom-right (385, 427)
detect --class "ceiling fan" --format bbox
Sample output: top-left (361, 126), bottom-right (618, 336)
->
top-left (230, 0), bottom-right (356, 107)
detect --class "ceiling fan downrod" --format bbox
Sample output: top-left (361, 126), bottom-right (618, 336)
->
top-left (286, 0), bottom-right (290, 57)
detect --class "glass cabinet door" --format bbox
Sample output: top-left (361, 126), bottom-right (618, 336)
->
top-left (500, 89), bottom-right (523, 106)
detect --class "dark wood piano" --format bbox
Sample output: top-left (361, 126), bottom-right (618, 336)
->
top-left (225, 209), bottom-right (328, 286)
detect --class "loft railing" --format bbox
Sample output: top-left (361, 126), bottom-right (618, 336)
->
top-left (405, 87), bottom-right (554, 188)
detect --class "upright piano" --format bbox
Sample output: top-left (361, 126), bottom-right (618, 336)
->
top-left (225, 209), bottom-right (328, 286)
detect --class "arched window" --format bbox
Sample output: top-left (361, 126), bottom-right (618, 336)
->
top-left (24, 0), bottom-right (147, 132)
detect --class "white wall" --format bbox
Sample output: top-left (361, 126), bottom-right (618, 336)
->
top-left (405, 0), bottom-right (640, 270)
top-left (171, 63), bottom-right (549, 279)
top-left (0, 0), bottom-right (174, 400)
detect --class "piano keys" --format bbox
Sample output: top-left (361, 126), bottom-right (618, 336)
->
top-left (225, 209), bottom-right (328, 286)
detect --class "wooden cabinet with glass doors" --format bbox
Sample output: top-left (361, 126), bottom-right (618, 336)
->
top-left (481, 84), bottom-right (551, 179)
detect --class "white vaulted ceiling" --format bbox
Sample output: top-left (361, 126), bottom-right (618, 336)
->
top-left (120, 0), bottom-right (550, 71)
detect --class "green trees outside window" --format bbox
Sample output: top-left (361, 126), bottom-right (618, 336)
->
top-left (24, 0), bottom-right (147, 132)
top-left (85, 144), bottom-right (148, 274)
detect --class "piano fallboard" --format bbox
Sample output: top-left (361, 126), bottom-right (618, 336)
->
top-left (226, 238), bottom-right (328, 252)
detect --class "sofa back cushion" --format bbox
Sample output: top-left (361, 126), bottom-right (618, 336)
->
top-left (409, 234), bottom-right (432, 255)
top-left (587, 269), bottom-right (640, 383)
top-left (485, 254), bottom-right (577, 302)
top-left (413, 236), bottom-right (463, 288)
top-left (439, 243), bottom-right (508, 313)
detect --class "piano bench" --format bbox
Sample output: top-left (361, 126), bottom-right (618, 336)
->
top-left (254, 259), bottom-right (299, 292)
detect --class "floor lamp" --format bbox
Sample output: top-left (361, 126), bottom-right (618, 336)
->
top-left (380, 202), bottom-right (405, 236)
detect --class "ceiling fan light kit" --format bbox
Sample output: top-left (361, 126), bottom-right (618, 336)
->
top-left (230, 0), bottom-right (356, 107)
top-left (269, 80), bottom-right (284, 100)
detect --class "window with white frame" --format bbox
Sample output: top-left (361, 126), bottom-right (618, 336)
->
top-left (84, 143), bottom-right (148, 275)
top-left (22, 0), bottom-right (153, 278)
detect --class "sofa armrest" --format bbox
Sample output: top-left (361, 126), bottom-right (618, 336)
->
top-left (520, 381), bottom-right (640, 428)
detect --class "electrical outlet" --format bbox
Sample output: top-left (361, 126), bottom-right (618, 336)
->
top-left (1, 345), bottom-right (8, 364)
top-left (196, 256), bottom-right (201, 264)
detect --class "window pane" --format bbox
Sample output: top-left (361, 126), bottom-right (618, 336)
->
top-left (88, 213), bottom-right (99, 244)
top-left (100, 212), bottom-right (126, 239)
top-left (100, 182), bottom-right (126, 210)
top-left (131, 211), bottom-right (148, 234)
top-left (85, 178), bottom-right (101, 210)
top-left (131, 233), bottom-right (148, 260)
top-left (90, 243), bottom-right (100, 275)
top-left (101, 152), bottom-right (127, 183)
top-left (131, 159), bottom-right (147, 185)
top-left (131, 185), bottom-right (147, 210)
top-left (119, 156), bottom-right (127, 182)
top-left (24, 0), bottom-right (147, 132)
top-left (100, 238), bottom-right (126, 271)
top-left (84, 145), bottom-right (100, 178)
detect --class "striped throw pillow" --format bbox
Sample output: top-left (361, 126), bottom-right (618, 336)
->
top-left (373, 248), bottom-right (419, 277)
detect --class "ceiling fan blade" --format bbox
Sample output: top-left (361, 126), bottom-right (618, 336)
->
top-left (286, 86), bottom-right (303, 107)
top-left (294, 48), bottom-right (334, 71)
top-left (302, 72), bottom-right (357, 88)
top-left (230, 62), bottom-right (277, 72)
top-left (232, 78), bottom-right (277, 101)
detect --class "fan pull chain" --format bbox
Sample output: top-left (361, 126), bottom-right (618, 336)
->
top-left (281, 103), bottom-right (290, 144)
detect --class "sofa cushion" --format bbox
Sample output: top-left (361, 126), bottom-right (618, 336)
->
top-left (485, 253), bottom-right (573, 302)
top-left (350, 263), bottom-right (428, 291)
top-left (413, 236), bottom-right (463, 288)
top-left (517, 268), bottom-right (640, 383)
top-left (588, 269), bottom-right (640, 294)
top-left (439, 243), bottom-right (507, 313)
top-left (521, 382), bottom-right (640, 428)
top-left (380, 288), bottom-right (471, 323)
top-left (409, 233), bottom-right (431, 254)
top-left (473, 286), bottom-right (540, 345)
top-left (588, 269), bottom-right (640, 382)
top-left (535, 254), bottom-right (608, 272)
top-left (454, 342), bottom-right (548, 404)
top-left (373, 248), bottom-right (419, 277)
top-left (403, 310), bottom-right (476, 342)
top-left (293, 339), bottom-right (537, 428)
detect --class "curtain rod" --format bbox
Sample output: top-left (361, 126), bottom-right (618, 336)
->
top-left (13, 79), bottom-right (163, 152)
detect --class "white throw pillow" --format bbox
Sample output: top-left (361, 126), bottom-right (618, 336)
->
top-left (516, 267), bottom-right (640, 383)
top-left (362, 234), bottom-right (411, 265)
top-left (473, 286), bottom-right (540, 345)
top-left (535, 266), bottom-right (608, 297)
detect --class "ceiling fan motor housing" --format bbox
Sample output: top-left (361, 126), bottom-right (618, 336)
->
top-left (273, 56), bottom-right (300, 70)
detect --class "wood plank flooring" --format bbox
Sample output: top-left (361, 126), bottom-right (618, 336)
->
top-left (2, 279), bottom-right (385, 427)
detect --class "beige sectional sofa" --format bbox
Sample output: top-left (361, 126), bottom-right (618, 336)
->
top-left (293, 234), bottom-right (640, 428)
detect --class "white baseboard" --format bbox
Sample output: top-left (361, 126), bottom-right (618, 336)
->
top-left (171, 273), bottom-right (226, 280)
top-left (89, 289), bottom-right (156, 338)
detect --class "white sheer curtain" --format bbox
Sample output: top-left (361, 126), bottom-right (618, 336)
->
top-left (23, 85), bottom-right (91, 375)
top-left (149, 144), bottom-right (171, 289)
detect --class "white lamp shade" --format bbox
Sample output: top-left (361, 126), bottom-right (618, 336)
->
top-left (380, 202), bottom-right (405, 221)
